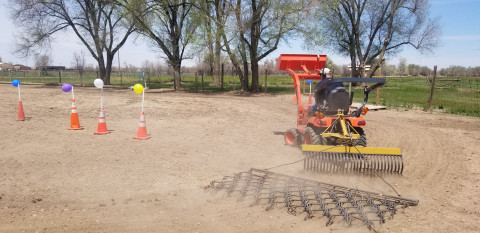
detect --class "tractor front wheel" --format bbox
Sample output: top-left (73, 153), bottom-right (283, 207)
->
top-left (285, 128), bottom-right (300, 146)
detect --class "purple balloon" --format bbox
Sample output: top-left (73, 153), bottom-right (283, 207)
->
top-left (62, 83), bottom-right (72, 92)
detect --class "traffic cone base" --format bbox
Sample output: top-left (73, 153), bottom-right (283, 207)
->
top-left (18, 100), bottom-right (25, 121)
top-left (94, 130), bottom-right (110, 135)
top-left (94, 109), bottom-right (110, 135)
top-left (69, 127), bottom-right (85, 130)
top-left (68, 99), bottom-right (84, 130)
top-left (133, 112), bottom-right (150, 140)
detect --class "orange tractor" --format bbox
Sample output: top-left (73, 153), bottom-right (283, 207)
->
top-left (277, 54), bottom-right (403, 173)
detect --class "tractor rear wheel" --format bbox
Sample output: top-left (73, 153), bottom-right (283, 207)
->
top-left (315, 127), bottom-right (328, 145)
top-left (304, 127), bottom-right (321, 145)
top-left (353, 127), bottom-right (367, 147)
top-left (284, 128), bottom-right (300, 146)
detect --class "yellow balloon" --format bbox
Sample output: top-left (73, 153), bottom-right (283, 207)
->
top-left (133, 84), bottom-right (144, 94)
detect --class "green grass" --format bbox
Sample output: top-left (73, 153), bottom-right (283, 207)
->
top-left (2, 71), bottom-right (479, 117)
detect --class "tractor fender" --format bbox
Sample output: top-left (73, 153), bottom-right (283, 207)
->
top-left (346, 117), bottom-right (366, 127)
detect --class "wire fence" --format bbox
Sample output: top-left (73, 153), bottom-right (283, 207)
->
top-left (379, 76), bottom-right (480, 116)
top-left (1, 70), bottom-right (479, 117)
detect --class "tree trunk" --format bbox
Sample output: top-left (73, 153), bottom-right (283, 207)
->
top-left (207, 40), bottom-right (214, 76)
top-left (250, 57), bottom-right (259, 91)
top-left (206, 18), bottom-right (215, 77)
top-left (350, 58), bottom-right (357, 78)
top-left (249, 0), bottom-right (261, 92)
top-left (173, 62), bottom-right (182, 90)
top-left (104, 53), bottom-right (114, 85)
top-left (212, 32), bottom-right (221, 85)
top-left (241, 60), bottom-right (249, 91)
top-left (98, 63), bottom-right (107, 83)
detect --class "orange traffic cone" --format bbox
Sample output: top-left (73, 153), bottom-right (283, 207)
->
top-left (94, 108), bottom-right (110, 135)
top-left (68, 99), bottom-right (84, 130)
top-left (133, 112), bottom-right (150, 140)
top-left (18, 100), bottom-right (25, 121)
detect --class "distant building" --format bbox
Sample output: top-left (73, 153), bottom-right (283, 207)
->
top-left (43, 66), bottom-right (66, 71)
top-left (0, 62), bottom-right (14, 71)
top-left (13, 64), bottom-right (32, 71)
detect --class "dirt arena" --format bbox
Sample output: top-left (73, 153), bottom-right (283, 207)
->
top-left (1, 83), bottom-right (479, 233)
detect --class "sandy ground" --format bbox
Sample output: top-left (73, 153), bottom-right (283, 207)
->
top-left (0, 83), bottom-right (479, 233)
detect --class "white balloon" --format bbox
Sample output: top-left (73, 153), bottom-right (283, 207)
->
top-left (94, 79), bottom-right (104, 88)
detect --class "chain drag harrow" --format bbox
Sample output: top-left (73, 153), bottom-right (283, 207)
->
top-left (205, 168), bottom-right (418, 230)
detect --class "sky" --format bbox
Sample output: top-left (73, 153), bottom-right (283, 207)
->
top-left (0, 0), bottom-right (479, 69)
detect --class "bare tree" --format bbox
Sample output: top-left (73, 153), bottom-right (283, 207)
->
top-left (35, 54), bottom-right (52, 76)
top-left (196, 0), bottom-right (223, 84)
top-left (319, 0), bottom-right (441, 78)
top-left (398, 58), bottom-right (407, 76)
top-left (407, 63), bottom-right (421, 76)
top-left (380, 63), bottom-right (397, 76)
top-left (72, 51), bottom-right (86, 84)
top-left (10, 0), bottom-right (136, 85)
top-left (122, 0), bottom-right (199, 90)
top-left (247, 0), bottom-right (316, 91)
top-left (211, 0), bottom-right (315, 91)
top-left (419, 66), bottom-right (431, 76)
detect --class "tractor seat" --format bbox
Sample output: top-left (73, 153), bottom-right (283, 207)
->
top-left (325, 87), bottom-right (350, 115)
top-left (313, 85), bottom-right (350, 116)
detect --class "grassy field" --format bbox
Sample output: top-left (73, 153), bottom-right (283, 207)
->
top-left (2, 70), bottom-right (479, 117)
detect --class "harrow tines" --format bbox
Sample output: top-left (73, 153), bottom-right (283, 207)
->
top-left (305, 152), bottom-right (405, 174)
top-left (313, 185), bottom-right (331, 218)
top-left (249, 176), bottom-right (266, 206)
top-left (344, 191), bottom-right (372, 228)
top-left (366, 197), bottom-right (387, 223)
top-left (302, 145), bottom-right (404, 174)
top-left (266, 175), bottom-right (279, 211)
top-left (299, 182), bottom-right (314, 220)
top-left (226, 173), bottom-right (242, 195)
top-left (237, 172), bottom-right (253, 201)
top-left (283, 178), bottom-right (297, 215)
top-left (328, 190), bottom-right (352, 225)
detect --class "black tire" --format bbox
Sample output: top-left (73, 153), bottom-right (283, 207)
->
top-left (284, 128), bottom-right (301, 146)
top-left (353, 127), bottom-right (367, 147)
top-left (315, 127), bottom-right (328, 145)
top-left (304, 127), bottom-right (321, 145)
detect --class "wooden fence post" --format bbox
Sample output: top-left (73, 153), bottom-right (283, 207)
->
top-left (79, 70), bottom-right (83, 86)
top-left (264, 69), bottom-right (268, 93)
top-left (195, 72), bottom-right (198, 90)
top-left (425, 65), bottom-right (437, 112)
top-left (120, 71), bottom-right (123, 86)
top-left (221, 63), bottom-right (224, 91)
top-left (376, 66), bottom-right (381, 105)
top-left (201, 71), bottom-right (204, 91)
top-left (58, 70), bottom-right (62, 83)
top-left (147, 73), bottom-right (151, 88)
top-left (233, 67), bottom-right (236, 91)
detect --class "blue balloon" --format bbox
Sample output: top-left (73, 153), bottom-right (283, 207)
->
top-left (12, 79), bottom-right (20, 87)
top-left (306, 80), bottom-right (312, 84)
